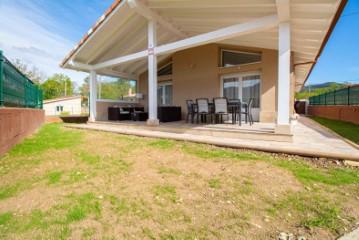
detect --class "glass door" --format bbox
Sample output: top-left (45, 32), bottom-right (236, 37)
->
top-left (157, 81), bottom-right (173, 106)
top-left (221, 72), bottom-right (261, 121)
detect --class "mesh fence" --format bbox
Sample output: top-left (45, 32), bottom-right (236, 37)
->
top-left (0, 51), bottom-right (43, 108)
top-left (309, 85), bottom-right (359, 106)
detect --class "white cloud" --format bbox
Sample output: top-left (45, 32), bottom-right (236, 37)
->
top-left (0, 2), bottom-right (88, 87)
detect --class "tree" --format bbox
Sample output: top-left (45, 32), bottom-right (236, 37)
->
top-left (10, 59), bottom-right (46, 85)
top-left (295, 83), bottom-right (345, 99)
top-left (79, 76), bottom-right (90, 97)
top-left (41, 74), bottom-right (74, 100)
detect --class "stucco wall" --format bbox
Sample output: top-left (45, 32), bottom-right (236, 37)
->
top-left (100, 43), bottom-right (285, 123)
top-left (308, 106), bottom-right (359, 125)
top-left (43, 98), bottom-right (82, 116)
top-left (0, 108), bottom-right (45, 156)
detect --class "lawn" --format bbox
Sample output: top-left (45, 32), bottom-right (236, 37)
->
top-left (0, 123), bottom-right (358, 240)
top-left (309, 116), bottom-right (359, 145)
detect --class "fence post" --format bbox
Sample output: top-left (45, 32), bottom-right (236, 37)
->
top-left (333, 90), bottom-right (336, 106)
top-left (347, 87), bottom-right (350, 106)
top-left (324, 93), bottom-right (327, 106)
top-left (0, 50), bottom-right (3, 107)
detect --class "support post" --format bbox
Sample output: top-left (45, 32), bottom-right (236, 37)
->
top-left (275, 22), bottom-right (292, 134)
top-left (89, 70), bottom-right (97, 122)
top-left (146, 19), bottom-right (159, 126)
top-left (0, 50), bottom-right (3, 107)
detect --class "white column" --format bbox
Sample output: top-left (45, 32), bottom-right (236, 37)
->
top-left (147, 19), bottom-right (159, 125)
top-left (276, 21), bottom-right (291, 134)
top-left (89, 70), bottom-right (97, 122)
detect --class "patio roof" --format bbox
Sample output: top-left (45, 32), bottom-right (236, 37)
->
top-left (60, 0), bottom-right (347, 92)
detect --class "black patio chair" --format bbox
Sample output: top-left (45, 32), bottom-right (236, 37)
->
top-left (186, 99), bottom-right (197, 123)
top-left (196, 98), bottom-right (212, 124)
top-left (242, 98), bottom-right (254, 125)
top-left (228, 99), bottom-right (241, 124)
top-left (213, 97), bottom-right (229, 124)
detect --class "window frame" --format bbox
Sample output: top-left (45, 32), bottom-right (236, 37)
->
top-left (220, 49), bottom-right (262, 68)
top-left (157, 80), bottom-right (173, 106)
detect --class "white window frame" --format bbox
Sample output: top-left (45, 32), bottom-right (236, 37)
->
top-left (157, 81), bottom-right (172, 106)
top-left (220, 49), bottom-right (262, 68)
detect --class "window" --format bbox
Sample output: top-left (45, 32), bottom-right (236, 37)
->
top-left (158, 62), bottom-right (172, 76)
top-left (223, 77), bottom-right (239, 100)
top-left (56, 106), bottom-right (63, 112)
top-left (97, 75), bottom-right (137, 102)
top-left (222, 73), bottom-right (261, 108)
top-left (242, 75), bottom-right (261, 108)
top-left (157, 81), bottom-right (172, 106)
top-left (222, 50), bottom-right (261, 67)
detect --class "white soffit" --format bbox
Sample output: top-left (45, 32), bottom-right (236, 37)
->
top-left (66, 0), bottom-right (342, 91)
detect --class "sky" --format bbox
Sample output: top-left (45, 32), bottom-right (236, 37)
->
top-left (0, 0), bottom-right (358, 88)
top-left (0, 0), bottom-right (113, 88)
top-left (306, 0), bottom-right (359, 85)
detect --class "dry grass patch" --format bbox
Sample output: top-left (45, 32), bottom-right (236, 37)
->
top-left (0, 123), bottom-right (358, 240)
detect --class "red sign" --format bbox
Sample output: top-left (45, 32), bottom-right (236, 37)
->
top-left (148, 47), bottom-right (154, 55)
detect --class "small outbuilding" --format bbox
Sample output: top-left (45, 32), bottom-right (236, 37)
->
top-left (43, 96), bottom-right (82, 116)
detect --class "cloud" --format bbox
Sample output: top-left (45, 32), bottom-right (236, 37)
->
top-left (0, 1), bottom-right (88, 86)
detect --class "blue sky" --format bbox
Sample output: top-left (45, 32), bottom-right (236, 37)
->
top-left (306, 0), bottom-right (359, 85)
top-left (0, 0), bottom-right (358, 87)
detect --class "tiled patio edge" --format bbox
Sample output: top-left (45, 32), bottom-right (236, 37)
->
top-left (66, 124), bottom-right (359, 162)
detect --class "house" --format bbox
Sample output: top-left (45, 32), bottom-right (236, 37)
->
top-left (60, 0), bottom-right (346, 135)
top-left (43, 96), bottom-right (82, 116)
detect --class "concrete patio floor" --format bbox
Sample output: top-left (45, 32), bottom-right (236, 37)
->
top-left (66, 116), bottom-right (359, 161)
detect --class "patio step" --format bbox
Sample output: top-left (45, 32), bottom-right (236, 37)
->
top-left (88, 121), bottom-right (293, 142)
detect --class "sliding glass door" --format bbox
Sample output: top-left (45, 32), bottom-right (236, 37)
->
top-left (157, 81), bottom-right (173, 106)
top-left (221, 72), bottom-right (261, 121)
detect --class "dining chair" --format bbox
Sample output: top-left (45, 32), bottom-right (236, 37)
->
top-left (242, 98), bottom-right (254, 125)
top-left (228, 99), bottom-right (241, 124)
top-left (186, 99), bottom-right (197, 123)
top-left (213, 97), bottom-right (229, 124)
top-left (196, 98), bottom-right (212, 124)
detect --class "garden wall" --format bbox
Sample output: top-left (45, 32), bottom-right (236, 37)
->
top-left (0, 108), bottom-right (45, 156)
top-left (307, 106), bottom-right (359, 125)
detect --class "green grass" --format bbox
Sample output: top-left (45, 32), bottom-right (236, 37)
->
top-left (309, 116), bottom-right (359, 144)
top-left (154, 185), bottom-right (178, 204)
top-left (46, 171), bottom-right (62, 185)
top-left (66, 192), bottom-right (102, 222)
top-left (209, 178), bottom-right (220, 188)
top-left (148, 139), bottom-right (176, 149)
top-left (158, 166), bottom-right (181, 175)
top-left (274, 160), bottom-right (359, 185)
top-left (0, 183), bottom-right (20, 200)
top-left (271, 193), bottom-right (348, 233)
top-left (9, 123), bottom-right (84, 155)
top-left (0, 212), bottom-right (13, 225)
top-left (182, 143), bottom-right (266, 161)
top-left (79, 152), bottom-right (101, 165)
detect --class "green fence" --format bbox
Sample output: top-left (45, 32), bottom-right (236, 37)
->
top-left (0, 50), bottom-right (43, 109)
top-left (309, 85), bottom-right (359, 106)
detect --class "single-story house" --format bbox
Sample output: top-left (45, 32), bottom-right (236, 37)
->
top-left (43, 96), bottom-right (82, 116)
top-left (60, 0), bottom-right (346, 135)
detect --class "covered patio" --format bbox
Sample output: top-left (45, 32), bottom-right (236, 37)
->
top-left (60, 0), bottom-right (346, 138)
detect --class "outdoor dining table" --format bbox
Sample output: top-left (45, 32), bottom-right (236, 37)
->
top-left (190, 100), bottom-right (248, 126)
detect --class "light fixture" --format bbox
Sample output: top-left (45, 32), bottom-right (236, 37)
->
top-left (135, 93), bottom-right (143, 99)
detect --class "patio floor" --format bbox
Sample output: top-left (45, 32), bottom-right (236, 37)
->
top-left (67, 116), bottom-right (359, 161)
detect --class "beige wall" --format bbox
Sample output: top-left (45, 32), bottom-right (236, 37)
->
top-left (43, 98), bottom-right (82, 116)
top-left (100, 43), bottom-right (287, 123)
